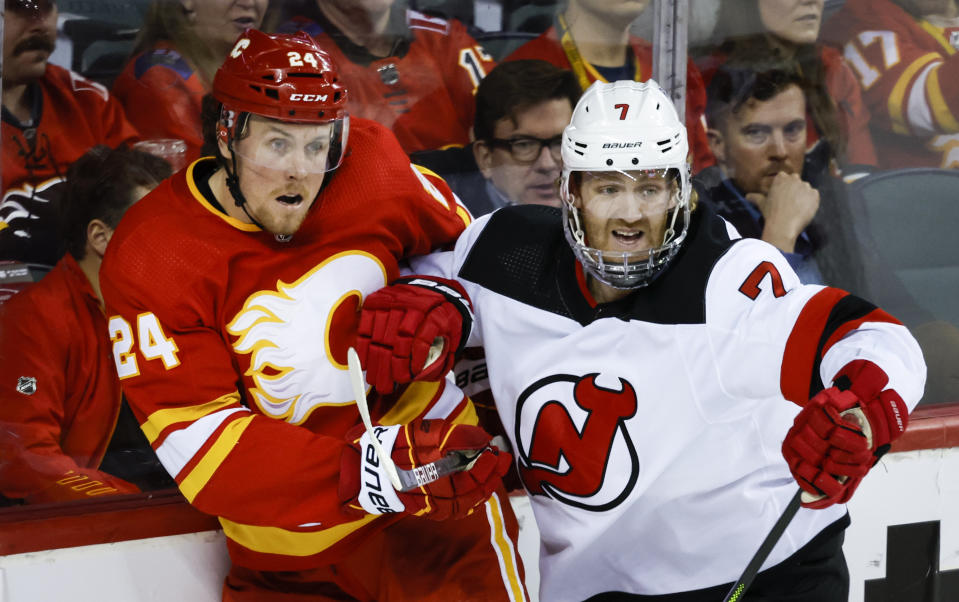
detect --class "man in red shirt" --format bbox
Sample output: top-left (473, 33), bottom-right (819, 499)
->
top-left (278, 0), bottom-right (496, 153)
top-left (1, 0), bottom-right (140, 268)
top-left (0, 145), bottom-right (172, 505)
top-left (100, 30), bottom-right (525, 601)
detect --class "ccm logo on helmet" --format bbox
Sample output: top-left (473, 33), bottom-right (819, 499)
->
top-left (290, 93), bottom-right (329, 102)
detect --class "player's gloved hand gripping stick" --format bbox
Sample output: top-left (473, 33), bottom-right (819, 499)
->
top-left (727, 359), bottom-right (908, 601)
top-left (347, 347), bottom-right (483, 491)
top-left (723, 407), bottom-right (869, 602)
top-left (784, 360), bottom-right (907, 508)
top-left (340, 347), bottom-right (511, 520)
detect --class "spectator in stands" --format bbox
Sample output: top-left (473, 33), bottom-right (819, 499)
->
top-left (1, 0), bottom-right (140, 268)
top-left (701, 0), bottom-right (877, 173)
top-left (822, 0), bottom-right (959, 169)
top-left (274, 0), bottom-right (496, 153)
top-left (700, 64), bottom-right (826, 284)
top-left (412, 60), bottom-right (580, 216)
top-left (706, 63), bottom-right (959, 408)
top-left (504, 0), bottom-right (715, 172)
top-left (0, 145), bottom-right (173, 506)
top-left (112, 0), bottom-right (269, 164)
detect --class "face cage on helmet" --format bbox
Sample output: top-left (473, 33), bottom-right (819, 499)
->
top-left (561, 168), bottom-right (692, 290)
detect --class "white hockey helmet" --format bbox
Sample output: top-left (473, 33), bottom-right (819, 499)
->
top-left (560, 79), bottom-right (692, 289)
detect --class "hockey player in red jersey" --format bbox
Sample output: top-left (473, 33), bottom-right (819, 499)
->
top-left (822, 0), bottom-right (959, 169)
top-left (356, 80), bottom-right (926, 601)
top-left (100, 29), bottom-right (525, 601)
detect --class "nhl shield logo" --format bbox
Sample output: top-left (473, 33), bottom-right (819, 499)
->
top-left (16, 376), bottom-right (37, 395)
top-left (377, 63), bottom-right (400, 86)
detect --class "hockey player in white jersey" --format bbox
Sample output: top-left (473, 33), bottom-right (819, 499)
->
top-left (354, 80), bottom-right (926, 601)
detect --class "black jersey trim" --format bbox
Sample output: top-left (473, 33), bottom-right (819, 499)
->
top-left (583, 514), bottom-right (850, 601)
top-left (807, 294), bottom-right (880, 398)
top-left (458, 204), bottom-right (736, 325)
top-left (458, 205), bottom-right (579, 320)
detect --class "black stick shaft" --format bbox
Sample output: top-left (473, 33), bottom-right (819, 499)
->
top-left (722, 488), bottom-right (803, 602)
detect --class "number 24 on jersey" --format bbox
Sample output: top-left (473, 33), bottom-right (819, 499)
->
top-left (109, 313), bottom-right (180, 379)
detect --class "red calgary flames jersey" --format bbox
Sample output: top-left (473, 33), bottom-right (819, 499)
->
top-left (285, 9), bottom-right (495, 154)
top-left (100, 119), bottom-right (478, 570)
top-left (1, 64), bottom-right (140, 266)
top-left (506, 26), bottom-right (715, 173)
top-left (112, 41), bottom-right (208, 164)
top-left (822, 0), bottom-right (959, 169)
top-left (819, 44), bottom-right (878, 166)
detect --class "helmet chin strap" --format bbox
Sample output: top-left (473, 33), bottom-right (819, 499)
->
top-left (224, 130), bottom-right (268, 232)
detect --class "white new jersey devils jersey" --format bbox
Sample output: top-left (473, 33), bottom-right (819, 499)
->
top-left (413, 204), bottom-right (925, 600)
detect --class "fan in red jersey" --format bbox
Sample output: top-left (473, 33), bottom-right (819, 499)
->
top-left (112, 0), bottom-right (270, 165)
top-left (822, 0), bottom-right (959, 169)
top-left (274, 0), bottom-right (497, 153)
top-left (0, 145), bottom-right (173, 507)
top-left (1, 0), bottom-right (140, 268)
top-left (100, 29), bottom-right (526, 601)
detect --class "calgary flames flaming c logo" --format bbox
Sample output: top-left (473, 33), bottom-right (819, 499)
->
top-left (227, 253), bottom-right (386, 424)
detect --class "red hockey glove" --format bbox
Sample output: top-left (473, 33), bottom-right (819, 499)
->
top-left (339, 418), bottom-right (511, 521)
top-left (356, 277), bottom-right (473, 393)
top-left (782, 360), bottom-right (909, 509)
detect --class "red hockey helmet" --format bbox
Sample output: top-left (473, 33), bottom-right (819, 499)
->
top-left (214, 29), bottom-right (349, 172)
top-left (214, 29), bottom-right (348, 124)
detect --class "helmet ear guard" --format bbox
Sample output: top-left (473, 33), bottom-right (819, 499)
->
top-left (215, 108), bottom-right (249, 146)
top-left (560, 80), bottom-right (692, 290)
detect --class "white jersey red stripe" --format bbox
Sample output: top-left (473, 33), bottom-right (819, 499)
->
top-left (412, 203), bottom-right (925, 599)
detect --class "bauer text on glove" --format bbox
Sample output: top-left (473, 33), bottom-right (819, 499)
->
top-left (339, 418), bottom-right (511, 521)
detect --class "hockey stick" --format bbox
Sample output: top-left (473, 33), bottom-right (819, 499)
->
top-left (346, 347), bottom-right (485, 492)
top-left (722, 488), bottom-right (803, 602)
top-left (723, 406), bottom-right (871, 601)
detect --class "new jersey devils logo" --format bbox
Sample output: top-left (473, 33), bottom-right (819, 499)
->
top-left (515, 373), bottom-right (639, 511)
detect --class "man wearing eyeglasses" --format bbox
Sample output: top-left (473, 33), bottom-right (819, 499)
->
top-left (412, 60), bottom-right (580, 215)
